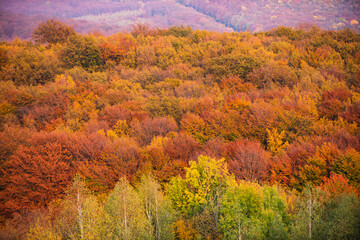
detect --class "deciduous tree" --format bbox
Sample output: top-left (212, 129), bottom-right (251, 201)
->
top-left (32, 19), bottom-right (76, 45)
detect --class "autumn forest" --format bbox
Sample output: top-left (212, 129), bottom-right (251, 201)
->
top-left (0, 19), bottom-right (360, 239)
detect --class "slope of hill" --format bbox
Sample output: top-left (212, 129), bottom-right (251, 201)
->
top-left (0, 0), bottom-right (233, 41)
top-left (177, 0), bottom-right (360, 32)
top-left (0, 22), bottom-right (360, 238)
top-left (1, 0), bottom-right (359, 41)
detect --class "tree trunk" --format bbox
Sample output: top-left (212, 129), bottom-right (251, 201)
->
top-left (77, 190), bottom-right (84, 240)
top-left (308, 190), bottom-right (312, 239)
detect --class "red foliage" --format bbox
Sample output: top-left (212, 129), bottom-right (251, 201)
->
top-left (65, 132), bottom-right (108, 162)
top-left (84, 120), bottom-right (110, 134)
top-left (132, 117), bottom-right (178, 146)
top-left (100, 104), bottom-right (138, 127)
top-left (0, 142), bottom-right (75, 219)
top-left (247, 63), bottom-right (298, 88)
top-left (318, 88), bottom-right (352, 120)
top-left (19, 102), bottom-right (68, 130)
top-left (80, 137), bottom-right (142, 190)
top-left (164, 133), bottom-right (200, 161)
top-left (324, 129), bottom-right (360, 152)
top-left (341, 101), bottom-right (360, 125)
top-left (286, 142), bottom-right (316, 173)
top-left (198, 137), bottom-right (228, 159)
top-left (227, 139), bottom-right (270, 181)
top-left (320, 172), bottom-right (359, 198)
top-left (0, 125), bottom-right (31, 165)
top-left (270, 154), bottom-right (293, 186)
top-left (219, 76), bottom-right (255, 94)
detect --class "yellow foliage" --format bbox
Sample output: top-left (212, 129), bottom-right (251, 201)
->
top-left (106, 130), bottom-right (118, 141)
top-left (149, 136), bottom-right (168, 148)
top-left (266, 128), bottom-right (289, 154)
top-left (113, 120), bottom-right (129, 137)
top-left (97, 129), bottom-right (105, 136)
top-left (54, 74), bottom-right (75, 90)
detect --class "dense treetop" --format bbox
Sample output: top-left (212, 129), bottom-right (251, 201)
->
top-left (0, 22), bottom-right (360, 239)
top-left (1, 0), bottom-right (359, 41)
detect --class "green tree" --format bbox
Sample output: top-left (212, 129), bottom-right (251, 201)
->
top-left (167, 155), bottom-right (236, 238)
top-left (220, 181), bottom-right (263, 240)
top-left (291, 186), bottom-right (360, 240)
top-left (290, 187), bottom-right (328, 240)
top-left (260, 186), bottom-right (289, 240)
top-left (61, 34), bottom-right (104, 71)
top-left (56, 174), bottom-right (105, 240)
top-left (105, 178), bottom-right (151, 240)
top-left (137, 174), bottom-right (175, 240)
top-left (326, 194), bottom-right (360, 239)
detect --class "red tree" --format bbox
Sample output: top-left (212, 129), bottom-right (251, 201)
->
top-left (0, 142), bottom-right (75, 220)
top-left (164, 133), bottom-right (200, 161)
top-left (320, 172), bottom-right (359, 198)
top-left (227, 139), bottom-right (270, 181)
top-left (132, 117), bottom-right (178, 146)
top-left (80, 137), bottom-right (142, 191)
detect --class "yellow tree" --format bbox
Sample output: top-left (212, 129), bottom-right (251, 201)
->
top-left (167, 155), bottom-right (236, 238)
top-left (266, 128), bottom-right (289, 154)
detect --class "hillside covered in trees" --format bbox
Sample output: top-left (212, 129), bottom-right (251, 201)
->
top-left (0, 20), bottom-right (360, 239)
top-left (1, 0), bottom-right (359, 41)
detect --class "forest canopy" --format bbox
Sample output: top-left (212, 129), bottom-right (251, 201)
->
top-left (0, 21), bottom-right (360, 239)
top-left (0, 0), bottom-right (359, 41)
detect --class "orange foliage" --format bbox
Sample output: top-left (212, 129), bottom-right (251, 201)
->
top-left (0, 142), bottom-right (75, 219)
top-left (320, 172), bottom-right (359, 198)
top-left (99, 34), bottom-right (135, 64)
top-left (219, 76), bottom-right (255, 94)
top-left (80, 137), bottom-right (142, 190)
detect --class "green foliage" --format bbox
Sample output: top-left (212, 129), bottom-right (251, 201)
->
top-left (220, 183), bottom-right (289, 240)
top-left (291, 186), bottom-right (360, 240)
top-left (167, 156), bottom-right (236, 238)
top-left (220, 181), bottom-right (263, 240)
top-left (0, 43), bottom-right (62, 85)
top-left (56, 174), bottom-right (106, 239)
top-left (105, 178), bottom-right (152, 239)
top-left (167, 156), bottom-right (235, 217)
top-left (1, 24), bottom-right (360, 240)
top-left (167, 25), bottom-right (193, 38)
top-left (260, 186), bottom-right (289, 240)
top-left (61, 34), bottom-right (104, 71)
top-left (208, 53), bottom-right (260, 81)
top-left (137, 174), bottom-right (175, 240)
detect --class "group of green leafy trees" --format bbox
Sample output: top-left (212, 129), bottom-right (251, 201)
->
top-left (1, 20), bottom-right (360, 239)
top-left (22, 157), bottom-right (360, 240)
